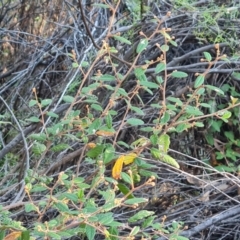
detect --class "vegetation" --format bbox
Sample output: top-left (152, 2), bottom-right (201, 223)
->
top-left (1, 0), bottom-right (240, 239)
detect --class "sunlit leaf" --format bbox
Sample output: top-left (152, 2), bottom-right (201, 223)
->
top-left (112, 156), bottom-right (124, 180)
top-left (4, 231), bottom-right (22, 240)
top-left (87, 142), bottom-right (97, 149)
top-left (123, 152), bottom-right (137, 165)
top-left (158, 134), bottom-right (170, 153)
top-left (96, 130), bottom-right (115, 137)
top-left (136, 38), bottom-right (148, 53)
top-left (41, 99), bottom-right (52, 107)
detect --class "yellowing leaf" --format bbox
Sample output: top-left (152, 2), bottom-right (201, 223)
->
top-left (96, 130), bottom-right (115, 137)
top-left (123, 152), bottom-right (137, 165)
top-left (230, 96), bottom-right (238, 105)
top-left (4, 232), bottom-right (22, 240)
top-left (112, 156), bottom-right (124, 180)
top-left (112, 153), bottom-right (138, 180)
top-left (87, 142), bottom-right (96, 149)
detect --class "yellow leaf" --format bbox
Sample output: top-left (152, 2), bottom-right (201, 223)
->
top-left (123, 152), bottom-right (137, 165)
top-left (230, 96), bottom-right (238, 105)
top-left (4, 231), bottom-right (22, 240)
top-left (112, 156), bottom-right (124, 180)
top-left (87, 142), bottom-right (96, 149)
top-left (96, 130), bottom-right (115, 137)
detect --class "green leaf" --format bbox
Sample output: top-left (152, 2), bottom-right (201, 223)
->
top-left (61, 192), bottom-right (79, 203)
top-left (72, 62), bottom-right (79, 68)
top-left (29, 133), bottom-right (47, 141)
top-left (47, 232), bottom-right (61, 239)
top-left (162, 154), bottom-right (180, 168)
top-left (151, 147), bottom-right (162, 159)
top-left (86, 145), bottom-right (105, 158)
top-left (29, 99), bottom-right (38, 107)
top-left (91, 104), bottom-right (103, 112)
top-left (140, 81), bottom-right (159, 89)
top-left (160, 44), bottom-right (169, 52)
top-left (150, 134), bottom-right (158, 145)
top-left (97, 74), bottom-right (115, 81)
top-left (129, 226), bottom-right (140, 236)
top-left (158, 134), bottom-right (170, 153)
top-left (205, 85), bottom-right (224, 95)
top-left (171, 71), bottom-right (188, 78)
top-left (51, 143), bottom-right (71, 152)
top-left (136, 38), bottom-right (148, 53)
top-left (25, 203), bottom-right (38, 213)
top-left (113, 35), bottom-right (131, 45)
top-left (130, 106), bottom-right (144, 115)
top-left (194, 122), bottom-right (204, 127)
top-left (224, 131), bottom-right (234, 141)
top-left (118, 183), bottom-right (134, 199)
top-left (81, 61), bottom-right (89, 67)
top-left (121, 172), bottom-right (132, 185)
top-left (134, 67), bottom-right (147, 82)
top-left (93, 3), bottom-right (109, 8)
top-left (31, 184), bottom-right (48, 193)
top-left (54, 202), bottom-right (69, 212)
top-left (203, 51), bottom-right (212, 61)
top-left (128, 210), bottom-right (154, 223)
top-left (194, 75), bottom-right (205, 88)
top-left (21, 231), bottom-right (30, 240)
top-left (155, 62), bottom-right (166, 74)
top-left (221, 110), bottom-right (231, 121)
top-left (200, 103), bottom-right (211, 108)
top-left (88, 118), bottom-right (102, 134)
top-left (106, 114), bottom-right (112, 128)
top-left (174, 236), bottom-right (189, 240)
top-left (117, 88), bottom-right (128, 97)
top-left (125, 198), bottom-right (148, 205)
top-left (185, 106), bottom-right (203, 116)
top-left (231, 71), bottom-right (240, 81)
top-left (142, 215), bottom-right (156, 228)
top-left (32, 142), bottom-right (46, 155)
top-left (160, 112), bottom-right (170, 124)
top-left (46, 111), bottom-right (59, 118)
top-left (63, 95), bottom-right (74, 103)
top-left (127, 118), bottom-right (144, 126)
top-left (97, 213), bottom-right (114, 225)
top-left (167, 96), bottom-right (183, 106)
top-left (26, 116), bottom-right (40, 123)
top-left (41, 99), bottom-right (52, 107)
top-left (103, 146), bottom-right (115, 164)
top-left (156, 76), bottom-right (163, 84)
top-left (151, 148), bottom-right (179, 168)
top-left (176, 123), bottom-right (191, 132)
top-left (169, 40), bottom-right (178, 47)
